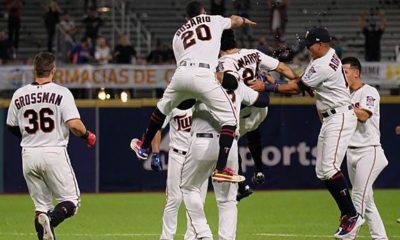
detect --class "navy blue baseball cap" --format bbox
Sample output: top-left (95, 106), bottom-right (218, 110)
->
top-left (304, 27), bottom-right (331, 47)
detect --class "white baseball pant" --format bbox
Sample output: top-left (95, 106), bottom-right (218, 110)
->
top-left (346, 146), bottom-right (388, 240)
top-left (239, 107), bottom-right (268, 136)
top-left (315, 110), bottom-right (357, 180)
top-left (157, 66), bottom-right (237, 127)
top-left (161, 149), bottom-right (208, 240)
top-left (181, 133), bottom-right (238, 240)
top-left (22, 147), bottom-right (80, 213)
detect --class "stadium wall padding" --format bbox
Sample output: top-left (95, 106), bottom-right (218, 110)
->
top-left (2, 104), bottom-right (400, 193)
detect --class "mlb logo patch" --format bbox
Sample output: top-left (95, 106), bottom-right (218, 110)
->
top-left (304, 66), bottom-right (316, 80)
top-left (366, 96), bottom-right (375, 107)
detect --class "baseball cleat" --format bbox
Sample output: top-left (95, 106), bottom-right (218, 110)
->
top-left (130, 138), bottom-right (149, 160)
top-left (252, 171), bottom-right (265, 185)
top-left (334, 213), bottom-right (365, 239)
top-left (212, 167), bottom-right (246, 183)
top-left (397, 218), bottom-right (400, 224)
top-left (237, 185), bottom-right (253, 202)
top-left (38, 213), bottom-right (54, 240)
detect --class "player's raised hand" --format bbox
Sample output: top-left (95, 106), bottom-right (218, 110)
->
top-left (244, 18), bottom-right (256, 26)
top-left (84, 130), bottom-right (96, 148)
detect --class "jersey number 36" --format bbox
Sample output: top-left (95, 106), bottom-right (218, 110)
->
top-left (24, 108), bottom-right (55, 134)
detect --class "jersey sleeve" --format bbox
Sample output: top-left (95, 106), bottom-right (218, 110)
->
top-left (6, 93), bottom-right (19, 127)
top-left (238, 81), bottom-right (259, 105)
top-left (218, 57), bottom-right (237, 73)
top-left (61, 89), bottom-right (80, 122)
top-left (358, 86), bottom-right (379, 115)
top-left (215, 15), bottom-right (231, 30)
top-left (301, 64), bottom-right (326, 88)
top-left (259, 50), bottom-right (279, 71)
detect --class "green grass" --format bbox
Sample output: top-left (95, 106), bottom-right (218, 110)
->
top-left (0, 190), bottom-right (399, 239)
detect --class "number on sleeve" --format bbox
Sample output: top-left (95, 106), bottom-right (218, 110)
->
top-left (24, 108), bottom-right (55, 134)
top-left (181, 24), bottom-right (212, 50)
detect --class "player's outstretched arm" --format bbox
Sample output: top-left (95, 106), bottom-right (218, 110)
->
top-left (230, 15), bottom-right (256, 29)
top-left (275, 62), bottom-right (299, 80)
top-left (67, 119), bottom-right (96, 147)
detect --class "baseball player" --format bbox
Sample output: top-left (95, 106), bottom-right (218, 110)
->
top-left (218, 29), bottom-right (299, 200)
top-left (144, 99), bottom-right (208, 240)
top-left (341, 57), bottom-right (388, 240)
top-left (263, 27), bottom-right (364, 238)
top-left (181, 78), bottom-right (270, 240)
top-left (131, 1), bottom-right (257, 182)
top-left (6, 52), bottom-right (96, 240)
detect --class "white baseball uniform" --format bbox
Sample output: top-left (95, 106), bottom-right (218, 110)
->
top-left (301, 48), bottom-right (357, 180)
top-left (180, 81), bottom-right (260, 240)
top-left (160, 107), bottom-right (208, 240)
top-left (218, 48), bottom-right (279, 136)
top-left (6, 82), bottom-right (81, 213)
top-left (157, 14), bottom-right (237, 128)
top-left (345, 84), bottom-right (388, 240)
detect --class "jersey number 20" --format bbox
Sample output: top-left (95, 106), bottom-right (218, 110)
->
top-left (24, 108), bottom-right (55, 134)
top-left (181, 24), bottom-right (212, 49)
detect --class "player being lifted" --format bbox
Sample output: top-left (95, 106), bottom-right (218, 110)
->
top-left (6, 52), bottom-right (96, 240)
top-left (218, 29), bottom-right (298, 200)
top-left (130, 1), bottom-right (256, 182)
top-left (263, 27), bottom-right (364, 238)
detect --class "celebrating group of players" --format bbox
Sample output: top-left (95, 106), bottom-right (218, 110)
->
top-left (5, 1), bottom-right (391, 239)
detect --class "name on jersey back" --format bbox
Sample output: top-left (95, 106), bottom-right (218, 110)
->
top-left (175, 16), bottom-right (211, 37)
top-left (15, 92), bottom-right (63, 109)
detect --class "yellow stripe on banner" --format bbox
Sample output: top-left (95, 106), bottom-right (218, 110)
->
top-left (1, 96), bottom-right (400, 108)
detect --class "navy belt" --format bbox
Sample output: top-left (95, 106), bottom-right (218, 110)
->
top-left (196, 133), bottom-right (215, 138)
top-left (172, 148), bottom-right (187, 155)
top-left (322, 105), bottom-right (353, 118)
top-left (179, 61), bottom-right (210, 69)
top-left (195, 132), bottom-right (239, 140)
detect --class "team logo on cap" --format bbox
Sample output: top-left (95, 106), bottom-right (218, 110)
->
top-left (305, 31), bottom-right (309, 38)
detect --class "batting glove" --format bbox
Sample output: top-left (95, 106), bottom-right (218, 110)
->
top-left (151, 153), bottom-right (162, 171)
top-left (82, 130), bottom-right (96, 148)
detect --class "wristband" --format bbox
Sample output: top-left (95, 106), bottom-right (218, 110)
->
top-left (81, 130), bottom-right (89, 139)
top-left (241, 17), bottom-right (246, 26)
top-left (265, 83), bottom-right (280, 93)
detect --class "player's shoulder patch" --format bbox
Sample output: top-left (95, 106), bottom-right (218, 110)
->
top-left (366, 95), bottom-right (376, 107)
top-left (304, 65), bottom-right (317, 80)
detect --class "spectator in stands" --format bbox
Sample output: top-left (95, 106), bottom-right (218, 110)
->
top-left (60, 12), bottom-right (78, 45)
top-left (359, 8), bottom-right (387, 61)
top-left (69, 37), bottom-right (94, 64)
top-left (233, 0), bottom-right (253, 48)
top-left (84, 0), bottom-right (97, 14)
top-left (5, 0), bottom-right (22, 50)
top-left (95, 36), bottom-right (112, 64)
top-left (330, 36), bottom-right (344, 59)
top-left (210, 0), bottom-right (225, 16)
top-left (44, 1), bottom-right (62, 52)
top-left (113, 34), bottom-right (136, 64)
top-left (83, 8), bottom-right (102, 42)
top-left (0, 30), bottom-right (12, 64)
top-left (147, 40), bottom-right (167, 64)
top-left (267, 0), bottom-right (288, 45)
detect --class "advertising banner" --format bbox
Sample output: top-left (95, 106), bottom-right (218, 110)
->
top-left (2, 105), bottom-right (400, 192)
top-left (1, 62), bottom-right (399, 90)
